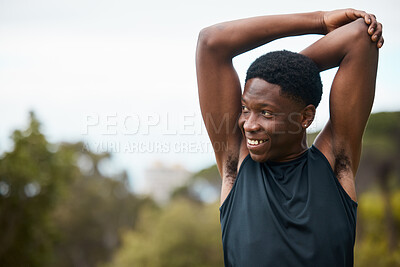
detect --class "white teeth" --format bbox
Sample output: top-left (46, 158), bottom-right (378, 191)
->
top-left (247, 139), bottom-right (267, 145)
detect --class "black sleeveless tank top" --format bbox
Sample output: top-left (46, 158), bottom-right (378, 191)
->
top-left (220, 145), bottom-right (357, 267)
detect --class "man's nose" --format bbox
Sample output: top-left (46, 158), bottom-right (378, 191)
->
top-left (243, 113), bottom-right (260, 132)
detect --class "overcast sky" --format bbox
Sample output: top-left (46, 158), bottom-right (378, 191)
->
top-left (1, 0), bottom-right (399, 192)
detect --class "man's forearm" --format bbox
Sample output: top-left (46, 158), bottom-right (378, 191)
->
top-left (198, 11), bottom-right (325, 59)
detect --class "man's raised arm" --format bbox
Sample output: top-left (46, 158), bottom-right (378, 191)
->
top-left (300, 15), bottom-right (383, 202)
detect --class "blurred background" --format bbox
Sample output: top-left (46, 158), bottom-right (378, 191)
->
top-left (0, 0), bottom-right (399, 266)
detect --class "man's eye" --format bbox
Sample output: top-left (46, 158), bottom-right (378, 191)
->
top-left (262, 110), bottom-right (271, 116)
top-left (241, 105), bottom-right (249, 112)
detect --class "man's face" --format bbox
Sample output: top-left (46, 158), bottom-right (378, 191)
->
top-left (238, 78), bottom-right (306, 162)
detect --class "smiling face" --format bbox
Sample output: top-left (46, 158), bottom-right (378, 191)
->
top-left (238, 78), bottom-right (313, 162)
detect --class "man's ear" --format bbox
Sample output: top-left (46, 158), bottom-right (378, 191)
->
top-left (301, 104), bottom-right (316, 129)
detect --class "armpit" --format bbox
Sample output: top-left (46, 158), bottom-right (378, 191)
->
top-left (334, 150), bottom-right (352, 179)
top-left (224, 154), bottom-right (238, 185)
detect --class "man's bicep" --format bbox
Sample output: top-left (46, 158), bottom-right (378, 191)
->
top-left (328, 50), bottom-right (377, 156)
top-left (196, 43), bottom-right (243, 174)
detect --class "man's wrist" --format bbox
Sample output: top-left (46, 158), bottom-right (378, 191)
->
top-left (315, 11), bottom-right (328, 35)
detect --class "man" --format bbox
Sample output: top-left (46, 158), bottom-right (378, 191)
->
top-left (196, 9), bottom-right (383, 266)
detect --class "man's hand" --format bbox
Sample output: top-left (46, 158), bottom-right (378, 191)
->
top-left (323, 8), bottom-right (384, 48)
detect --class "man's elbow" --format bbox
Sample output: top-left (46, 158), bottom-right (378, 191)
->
top-left (348, 19), bottom-right (375, 45)
top-left (337, 19), bottom-right (378, 55)
top-left (197, 26), bottom-right (224, 53)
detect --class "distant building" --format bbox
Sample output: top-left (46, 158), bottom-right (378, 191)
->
top-left (143, 161), bottom-right (192, 204)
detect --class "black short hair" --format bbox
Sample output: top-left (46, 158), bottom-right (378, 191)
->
top-left (245, 50), bottom-right (322, 108)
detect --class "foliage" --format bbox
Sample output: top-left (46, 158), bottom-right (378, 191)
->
top-left (51, 155), bottom-right (153, 267)
top-left (362, 112), bottom-right (400, 156)
top-left (0, 112), bottom-right (77, 266)
top-left (0, 112), bottom-right (151, 267)
top-left (355, 191), bottom-right (400, 267)
top-left (104, 198), bottom-right (224, 267)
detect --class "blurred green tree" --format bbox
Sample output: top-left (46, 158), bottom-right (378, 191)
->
top-left (356, 112), bottom-right (400, 253)
top-left (0, 112), bottom-right (78, 266)
top-left (51, 149), bottom-right (154, 267)
top-left (0, 112), bottom-right (152, 267)
top-left (105, 199), bottom-right (223, 267)
top-left (355, 191), bottom-right (400, 267)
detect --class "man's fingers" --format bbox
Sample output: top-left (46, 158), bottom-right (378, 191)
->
top-left (345, 9), bottom-right (383, 48)
top-left (372, 22), bottom-right (383, 44)
top-left (378, 36), bottom-right (384, 48)
top-left (369, 21), bottom-right (377, 35)
top-left (367, 14), bottom-right (378, 35)
top-left (328, 9), bottom-right (383, 46)
top-left (364, 15), bottom-right (371, 25)
top-left (350, 9), bottom-right (367, 20)
top-left (352, 11), bottom-right (378, 36)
